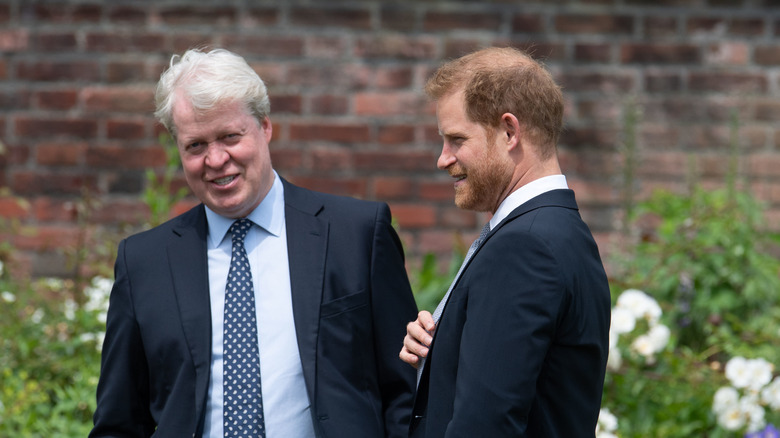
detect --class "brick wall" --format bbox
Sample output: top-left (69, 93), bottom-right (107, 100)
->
top-left (1, 0), bottom-right (779, 278)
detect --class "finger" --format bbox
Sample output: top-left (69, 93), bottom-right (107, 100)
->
top-left (407, 321), bottom-right (433, 347)
top-left (399, 346), bottom-right (421, 369)
top-left (403, 333), bottom-right (430, 358)
top-left (418, 310), bottom-right (436, 332)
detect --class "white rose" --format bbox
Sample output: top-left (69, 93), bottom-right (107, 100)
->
top-left (713, 386), bottom-right (740, 414)
top-left (611, 307), bottom-right (636, 335)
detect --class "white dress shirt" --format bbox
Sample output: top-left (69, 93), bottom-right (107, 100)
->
top-left (489, 174), bottom-right (569, 230)
top-left (202, 172), bottom-right (316, 438)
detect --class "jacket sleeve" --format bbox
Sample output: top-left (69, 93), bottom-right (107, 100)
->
top-left (90, 239), bottom-right (156, 438)
top-left (370, 203), bottom-right (419, 438)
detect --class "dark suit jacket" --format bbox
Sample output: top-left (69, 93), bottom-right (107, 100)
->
top-left (91, 179), bottom-right (418, 438)
top-left (410, 189), bottom-right (611, 438)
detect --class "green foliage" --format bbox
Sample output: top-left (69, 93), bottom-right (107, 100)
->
top-left (144, 133), bottom-right (189, 227)
top-left (0, 276), bottom-right (105, 436)
top-left (410, 252), bottom-right (463, 313)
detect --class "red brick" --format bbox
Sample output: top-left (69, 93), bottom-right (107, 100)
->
top-left (31, 197), bottom-right (79, 222)
top-left (170, 34), bottom-right (220, 54)
top-left (644, 16), bottom-right (678, 38)
top-left (270, 150), bottom-right (304, 171)
top-left (704, 42), bottom-right (749, 65)
top-left (33, 32), bottom-right (78, 52)
top-left (306, 36), bottom-right (346, 59)
top-left (27, 3), bottom-right (69, 22)
top-left (0, 196), bottom-right (29, 219)
top-left (15, 117), bottom-right (98, 139)
top-left (86, 145), bottom-right (166, 168)
top-left (0, 4), bottom-right (8, 23)
top-left (223, 35), bottom-right (305, 57)
top-left (389, 203), bottom-right (436, 228)
top-left (36, 141), bottom-right (87, 166)
top-left (423, 11), bottom-right (502, 31)
top-left (106, 170), bottom-right (145, 194)
top-left (748, 154), bottom-right (780, 177)
top-left (575, 44), bottom-right (612, 63)
top-left (309, 147), bottom-right (354, 172)
top-left (377, 125), bottom-right (415, 145)
top-left (85, 32), bottom-right (166, 53)
top-left (417, 230), bottom-right (458, 255)
top-left (555, 14), bottom-right (633, 34)
top-left (439, 206), bottom-right (478, 228)
top-left (443, 39), bottom-right (491, 60)
top-left (355, 35), bottom-right (437, 60)
top-left (639, 124), bottom-right (681, 150)
top-left (686, 17), bottom-right (727, 34)
top-left (755, 99), bottom-right (780, 122)
top-left (82, 87), bottom-right (154, 113)
top-left (107, 119), bottom-right (147, 139)
top-left (308, 95), bottom-right (347, 115)
top-left (621, 43), bottom-right (700, 64)
top-left (375, 177), bottom-right (414, 200)
top-left (559, 126), bottom-right (619, 150)
top-left (354, 92), bottom-right (431, 116)
top-left (0, 29), bottom-right (29, 51)
top-left (33, 89), bottom-right (77, 110)
top-left (512, 13), bottom-right (545, 33)
top-left (568, 179), bottom-right (618, 205)
top-left (645, 71), bottom-right (683, 92)
top-left (11, 171), bottom-right (98, 196)
top-left (12, 225), bottom-right (82, 251)
top-left (159, 6), bottom-right (236, 25)
top-left (419, 180), bottom-right (454, 201)
top-left (289, 124), bottom-right (370, 144)
top-left (354, 151), bottom-right (437, 172)
top-left (731, 18), bottom-right (766, 37)
top-left (108, 6), bottom-right (148, 23)
top-left (375, 66), bottom-right (414, 89)
top-left (688, 72), bottom-right (767, 93)
top-left (72, 4), bottom-right (102, 22)
top-left (285, 64), bottom-right (370, 88)
top-left (92, 199), bottom-right (151, 224)
top-left (16, 60), bottom-right (100, 82)
top-left (245, 6), bottom-right (280, 26)
top-left (380, 6), bottom-right (416, 32)
top-left (755, 46), bottom-right (780, 65)
top-left (287, 176), bottom-right (367, 198)
top-left (106, 61), bottom-right (148, 83)
top-left (290, 6), bottom-right (371, 29)
top-left (557, 71), bottom-right (635, 93)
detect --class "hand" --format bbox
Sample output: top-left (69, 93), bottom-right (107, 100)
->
top-left (399, 310), bottom-right (436, 369)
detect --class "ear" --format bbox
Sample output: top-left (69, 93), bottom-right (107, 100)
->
top-left (501, 113), bottom-right (521, 151)
top-left (260, 116), bottom-right (273, 141)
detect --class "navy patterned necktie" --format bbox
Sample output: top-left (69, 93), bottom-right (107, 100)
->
top-left (418, 222), bottom-right (491, 385)
top-left (223, 218), bottom-right (265, 437)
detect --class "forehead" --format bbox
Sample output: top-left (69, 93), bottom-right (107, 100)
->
top-left (172, 98), bottom-right (251, 138)
top-left (436, 90), bottom-right (481, 135)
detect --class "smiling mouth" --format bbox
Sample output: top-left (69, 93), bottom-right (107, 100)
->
top-left (213, 175), bottom-right (236, 186)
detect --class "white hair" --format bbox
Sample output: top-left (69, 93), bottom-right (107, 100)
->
top-left (154, 48), bottom-right (271, 137)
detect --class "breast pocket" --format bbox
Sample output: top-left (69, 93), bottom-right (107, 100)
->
top-left (318, 290), bottom-right (372, 387)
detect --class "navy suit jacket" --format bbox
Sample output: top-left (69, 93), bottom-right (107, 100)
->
top-left (409, 189), bottom-right (611, 438)
top-left (91, 179), bottom-right (418, 438)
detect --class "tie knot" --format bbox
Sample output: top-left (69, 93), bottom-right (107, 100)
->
top-left (229, 218), bottom-right (252, 243)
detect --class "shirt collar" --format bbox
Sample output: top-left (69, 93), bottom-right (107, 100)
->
top-left (205, 171), bottom-right (285, 247)
top-left (489, 174), bottom-right (568, 230)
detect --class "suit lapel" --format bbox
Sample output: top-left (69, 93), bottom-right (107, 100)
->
top-left (282, 180), bottom-right (328, 406)
top-left (167, 206), bottom-right (212, 428)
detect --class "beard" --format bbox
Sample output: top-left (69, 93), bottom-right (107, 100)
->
top-left (451, 151), bottom-right (513, 213)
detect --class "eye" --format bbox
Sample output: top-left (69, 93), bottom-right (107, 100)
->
top-left (222, 133), bottom-right (241, 144)
top-left (184, 141), bottom-right (206, 153)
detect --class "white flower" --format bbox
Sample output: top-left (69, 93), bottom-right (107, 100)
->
top-left (31, 308), bottom-right (44, 324)
top-left (616, 289), bottom-right (661, 324)
top-left (63, 298), bottom-right (77, 321)
top-left (717, 403), bottom-right (746, 431)
top-left (713, 386), bottom-right (740, 414)
top-left (741, 395), bottom-right (766, 432)
top-left (726, 357), bottom-right (752, 389)
top-left (646, 324), bottom-right (670, 353)
top-left (84, 276), bottom-right (112, 313)
top-left (1, 291), bottom-right (15, 303)
top-left (760, 377), bottom-right (780, 409)
top-left (631, 334), bottom-right (656, 358)
top-left (745, 358), bottom-right (774, 392)
top-left (611, 307), bottom-right (636, 335)
top-left (596, 408), bottom-right (618, 433)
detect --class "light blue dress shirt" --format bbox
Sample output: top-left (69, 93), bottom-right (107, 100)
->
top-left (202, 172), bottom-right (316, 438)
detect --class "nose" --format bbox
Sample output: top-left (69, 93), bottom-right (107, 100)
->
top-left (437, 141), bottom-right (456, 170)
top-left (204, 143), bottom-right (229, 168)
